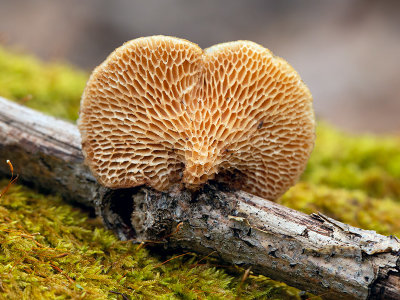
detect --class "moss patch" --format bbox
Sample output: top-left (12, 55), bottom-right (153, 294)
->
top-left (280, 183), bottom-right (400, 237)
top-left (303, 123), bottom-right (400, 201)
top-left (0, 182), bottom-right (304, 299)
top-left (279, 122), bottom-right (400, 237)
top-left (0, 46), bottom-right (86, 121)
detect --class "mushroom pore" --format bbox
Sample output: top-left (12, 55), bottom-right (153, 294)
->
top-left (78, 36), bottom-right (315, 200)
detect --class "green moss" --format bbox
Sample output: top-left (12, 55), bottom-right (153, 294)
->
top-left (280, 183), bottom-right (400, 237)
top-left (303, 123), bottom-right (400, 200)
top-left (280, 122), bottom-right (400, 238)
top-left (1, 46), bottom-right (400, 299)
top-left (0, 46), bottom-right (86, 121)
top-left (0, 182), bottom-right (305, 299)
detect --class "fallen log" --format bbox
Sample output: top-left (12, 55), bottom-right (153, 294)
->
top-left (0, 96), bottom-right (399, 300)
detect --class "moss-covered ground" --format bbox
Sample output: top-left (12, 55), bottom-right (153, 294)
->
top-left (0, 46), bottom-right (399, 299)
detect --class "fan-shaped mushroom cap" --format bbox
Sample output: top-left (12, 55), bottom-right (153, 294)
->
top-left (78, 36), bottom-right (315, 200)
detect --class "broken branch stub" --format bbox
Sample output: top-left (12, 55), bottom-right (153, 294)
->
top-left (0, 97), bottom-right (399, 299)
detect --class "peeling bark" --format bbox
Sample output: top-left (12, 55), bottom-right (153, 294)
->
top-left (0, 96), bottom-right (399, 299)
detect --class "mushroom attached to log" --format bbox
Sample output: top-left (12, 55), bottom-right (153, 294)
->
top-left (78, 36), bottom-right (315, 200)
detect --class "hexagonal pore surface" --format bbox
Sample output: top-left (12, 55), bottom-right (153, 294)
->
top-left (78, 36), bottom-right (315, 200)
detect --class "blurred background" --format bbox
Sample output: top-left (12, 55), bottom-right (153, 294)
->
top-left (0, 0), bottom-right (399, 133)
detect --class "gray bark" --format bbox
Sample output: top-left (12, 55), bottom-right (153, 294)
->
top-left (0, 96), bottom-right (399, 300)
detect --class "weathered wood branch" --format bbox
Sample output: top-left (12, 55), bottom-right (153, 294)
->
top-left (0, 96), bottom-right (399, 299)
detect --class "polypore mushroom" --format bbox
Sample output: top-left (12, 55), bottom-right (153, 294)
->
top-left (78, 35), bottom-right (314, 200)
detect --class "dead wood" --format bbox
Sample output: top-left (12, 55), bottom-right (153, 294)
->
top-left (0, 96), bottom-right (399, 299)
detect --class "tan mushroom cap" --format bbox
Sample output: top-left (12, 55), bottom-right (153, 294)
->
top-left (78, 35), bottom-right (315, 200)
